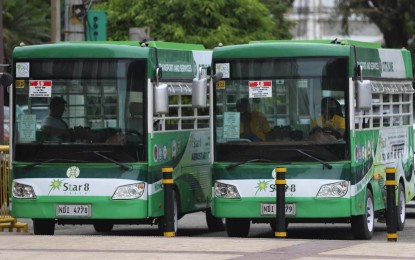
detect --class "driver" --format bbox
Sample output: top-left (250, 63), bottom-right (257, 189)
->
top-left (236, 97), bottom-right (270, 141)
top-left (310, 97), bottom-right (345, 140)
top-left (41, 96), bottom-right (73, 142)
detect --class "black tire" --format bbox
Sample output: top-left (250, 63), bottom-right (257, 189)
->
top-left (397, 182), bottom-right (406, 231)
top-left (158, 190), bottom-right (179, 235)
top-left (93, 223), bottom-right (114, 232)
top-left (351, 189), bottom-right (374, 240)
top-left (226, 218), bottom-right (250, 237)
top-left (33, 219), bottom-right (55, 235)
top-left (205, 209), bottom-right (226, 232)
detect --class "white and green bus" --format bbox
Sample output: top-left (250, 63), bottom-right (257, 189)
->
top-left (193, 39), bottom-right (415, 239)
top-left (10, 41), bottom-right (224, 235)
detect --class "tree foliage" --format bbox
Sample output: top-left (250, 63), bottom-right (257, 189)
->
top-left (3, 0), bottom-right (50, 64)
top-left (94, 0), bottom-right (293, 48)
top-left (336, 0), bottom-right (415, 49)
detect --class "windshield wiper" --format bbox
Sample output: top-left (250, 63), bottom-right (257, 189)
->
top-left (89, 151), bottom-right (132, 171)
top-left (294, 149), bottom-right (332, 170)
top-left (24, 158), bottom-right (87, 170)
top-left (23, 151), bottom-right (131, 171)
top-left (226, 159), bottom-right (286, 170)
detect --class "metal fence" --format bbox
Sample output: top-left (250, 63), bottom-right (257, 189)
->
top-left (0, 145), bottom-right (28, 232)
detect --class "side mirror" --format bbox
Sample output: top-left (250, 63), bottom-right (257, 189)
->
top-left (154, 83), bottom-right (169, 114)
top-left (356, 80), bottom-right (372, 111)
top-left (192, 77), bottom-right (207, 108)
top-left (0, 73), bottom-right (13, 87)
top-left (192, 72), bottom-right (223, 108)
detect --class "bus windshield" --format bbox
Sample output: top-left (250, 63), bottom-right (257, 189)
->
top-left (214, 57), bottom-right (349, 162)
top-left (14, 58), bottom-right (146, 163)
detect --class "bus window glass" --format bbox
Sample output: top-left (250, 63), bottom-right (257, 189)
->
top-left (14, 59), bottom-right (146, 163)
top-left (214, 57), bottom-right (348, 162)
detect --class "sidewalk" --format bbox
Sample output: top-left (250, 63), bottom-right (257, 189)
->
top-left (1, 232), bottom-right (415, 260)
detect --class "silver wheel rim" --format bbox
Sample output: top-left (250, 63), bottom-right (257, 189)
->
top-left (367, 196), bottom-right (374, 232)
top-left (399, 189), bottom-right (406, 224)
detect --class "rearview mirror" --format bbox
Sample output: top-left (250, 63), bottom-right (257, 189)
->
top-left (356, 80), bottom-right (372, 111)
top-left (192, 77), bottom-right (207, 108)
top-left (154, 83), bottom-right (169, 114)
top-left (192, 72), bottom-right (223, 108)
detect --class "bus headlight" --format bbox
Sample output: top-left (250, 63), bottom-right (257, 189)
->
top-left (316, 181), bottom-right (348, 198)
top-left (215, 182), bottom-right (240, 199)
top-left (112, 183), bottom-right (145, 200)
top-left (12, 182), bottom-right (36, 199)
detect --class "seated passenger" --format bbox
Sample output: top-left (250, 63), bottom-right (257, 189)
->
top-left (236, 97), bottom-right (270, 141)
top-left (41, 96), bottom-right (72, 142)
top-left (310, 97), bottom-right (345, 141)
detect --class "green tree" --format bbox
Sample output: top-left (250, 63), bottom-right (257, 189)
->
top-left (336, 0), bottom-right (415, 79)
top-left (336, 0), bottom-right (415, 49)
top-left (3, 0), bottom-right (50, 65)
top-left (95, 0), bottom-right (293, 48)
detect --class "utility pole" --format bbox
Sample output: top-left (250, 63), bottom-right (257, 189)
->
top-left (64, 0), bottom-right (86, 41)
top-left (51, 0), bottom-right (61, 42)
top-left (0, 0), bottom-right (5, 144)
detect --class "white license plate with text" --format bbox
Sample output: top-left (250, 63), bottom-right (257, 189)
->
top-left (56, 204), bottom-right (91, 217)
top-left (260, 203), bottom-right (296, 216)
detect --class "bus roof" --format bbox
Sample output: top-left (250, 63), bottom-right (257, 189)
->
top-left (213, 40), bottom-right (413, 79)
top-left (249, 39), bottom-right (382, 49)
top-left (66, 40), bottom-right (206, 50)
top-left (13, 41), bottom-right (206, 59)
top-left (213, 42), bottom-right (352, 59)
top-left (13, 42), bottom-right (151, 59)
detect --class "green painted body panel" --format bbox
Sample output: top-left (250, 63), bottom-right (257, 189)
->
top-left (147, 41), bottom-right (206, 50)
top-left (148, 189), bottom-right (164, 217)
top-left (213, 43), bottom-right (351, 60)
top-left (213, 197), bottom-right (351, 218)
top-left (250, 39), bottom-right (382, 49)
top-left (13, 43), bottom-right (151, 59)
top-left (147, 131), bottom-right (211, 215)
top-left (12, 196), bottom-right (148, 219)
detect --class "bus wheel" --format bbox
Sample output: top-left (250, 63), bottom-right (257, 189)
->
top-left (205, 209), bottom-right (226, 231)
top-left (397, 182), bottom-right (406, 231)
top-left (158, 190), bottom-right (179, 235)
top-left (351, 189), bottom-right (374, 240)
top-left (226, 218), bottom-right (250, 237)
top-left (93, 223), bottom-right (114, 232)
top-left (33, 219), bottom-right (55, 235)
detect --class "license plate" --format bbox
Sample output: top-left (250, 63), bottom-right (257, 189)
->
top-left (260, 203), bottom-right (296, 216)
top-left (56, 204), bottom-right (91, 217)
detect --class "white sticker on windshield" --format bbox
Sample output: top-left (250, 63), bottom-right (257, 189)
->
top-left (223, 112), bottom-right (240, 139)
top-left (19, 114), bottom-right (36, 143)
top-left (16, 62), bottom-right (30, 78)
top-left (216, 63), bottom-right (230, 79)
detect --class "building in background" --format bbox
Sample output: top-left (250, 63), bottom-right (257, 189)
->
top-left (287, 0), bottom-right (383, 44)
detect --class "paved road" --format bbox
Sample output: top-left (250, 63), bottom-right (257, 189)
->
top-left (2, 225), bottom-right (415, 260)
top-left (11, 204), bottom-right (415, 241)
top-left (1, 206), bottom-right (415, 259)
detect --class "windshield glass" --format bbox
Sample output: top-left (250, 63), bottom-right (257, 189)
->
top-left (214, 57), bottom-right (349, 162)
top-left (14, 59), bottom-right (146, 163)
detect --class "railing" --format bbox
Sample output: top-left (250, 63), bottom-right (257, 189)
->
top-left (0, 145), bottom-right (28, 232)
